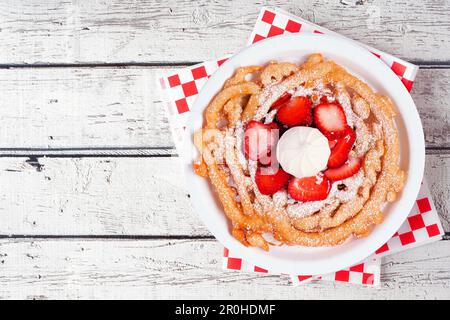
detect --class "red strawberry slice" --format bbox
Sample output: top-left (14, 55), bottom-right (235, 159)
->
top-left (244, 121), bottom-right (279, 165)
top-left (270, 92), bottom-right (292, 110)
top-left (276, 96), bottom-right (313, 127)
top-left (288, 174), bottom-right (331, 202)
top-left (255, 167), bottom-right (291, 195)
top-left (328, 139), bottom-right (338, 150)
top-left (325, 157), bottom-right (362, 181)
top-left (319, 96), bottom-right (329, 104)
top-left (313, 101), bottom-right (349, 139)
top-left (327, 128), bottom-right (356, 168)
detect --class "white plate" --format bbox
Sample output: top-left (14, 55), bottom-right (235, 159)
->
top-left (183, 34), bottom-right (425, 275)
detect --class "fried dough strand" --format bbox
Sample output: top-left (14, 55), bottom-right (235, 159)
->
top-left (224, 66), bottom-right (262, 88)
top-left (260, 61), bottom-right (298, 86)
top-left (205, 82), bottom-right (260, 129)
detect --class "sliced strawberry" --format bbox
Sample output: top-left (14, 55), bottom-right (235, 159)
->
top-left (328, 139), bottom-right (338, 150)
top-left (327, 128), bottom-right (356, 168)
top-left (255, 167), bottom-right (291, 195)
top-left (270, 92), bottom-right (292, 110)
top-left (325, 157), bottom-right (362, 181)
top-left (276, 96), bottom-right (313, 127)
top-left (319, 96), bottom-right (329, 104)
top-left (288, 174), bottom-right (331, 202)
top-left (244, 121), bottom-right (279, 165)
top-left (313, 101), bottom-right (348, 139)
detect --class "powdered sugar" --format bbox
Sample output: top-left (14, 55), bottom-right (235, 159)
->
top-left (234, 121), bottom-right (248, 169)
top-left (255, 81), bottom-right (291, 121)
top-left (264, 109), bottom-right (278, 123)
top-left (273, 190), bottom-right (288, 208)
top-left (335, 83), bottom-right (355, 127)
top-left (223, 73), bottom-right (374, 223)
top-left (291, 85), bottom-right (314, 98)
top-left (292, 82), bottom-right (335, 104)
top-left (286, 170), bottom-right (364, 218)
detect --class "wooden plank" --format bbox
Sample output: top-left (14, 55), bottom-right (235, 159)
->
top-left (0, 154), bottom-right (447, 236)
top-left (0, 156), bottom-right (207, 236)
top-left (0, 67), bottom-right (448, 150)
top-left (1, 1), bottom-right (449, 64)
top-left (426, 152), bottom-right (450, 231)
top-left (0, 238), bottom-right (448, 299)
top-left (413, 68), bottom-right (450, 148)
top-left (0, 67), bottom-right (172, 149)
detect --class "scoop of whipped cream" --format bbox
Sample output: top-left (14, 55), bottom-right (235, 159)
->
top-left (276, 127), bottom-right (330, 178)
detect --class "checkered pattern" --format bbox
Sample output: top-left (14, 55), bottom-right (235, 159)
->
top-left (157, 6), bottom-right (443, 287)
top-left (158, 58), bottom-right (229, 154)
top-left (248, 8), bottom-right (418, 92)
top-left (223, 248), bottom-right (381, 287)
top-left (164, 60), bottom-right (227, 114)
top-left (223, 182), bottom-right (443, 286)
top-left (290, 259), bottom-right (381, 287)
top-left (374, 181), bottom-right (444, 257)
top-left (223, 248), bottom-right (269, 274)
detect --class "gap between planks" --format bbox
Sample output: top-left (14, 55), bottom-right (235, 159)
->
top-left (0, 234), bottom-right (447, 240)
top-left (0, 147), bottom-right (447, 157)
top-left (0, 65), bottom-right (447, 149)
top-left (1, 0), bottom-right (449, 65)
top-left (0, 62), bottom-right (448, 70)
top-left (0, 235), bottom-right (215, 240)
top-left (0, 147), bottom-right (177, 157)
top-left (0, 153), bottom-right (447, 238)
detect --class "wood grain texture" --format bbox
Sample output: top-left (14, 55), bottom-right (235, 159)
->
top-left (0, 238), bottom-right (448, 299)
top-left (0, 154), bottom-right (447, 236)
top-left (1, 0), bottom-right (449, 64)
top-left (0, 156), bottom-right (204, 236)
top-left (0, 67), bottom-right (448, 149)
top-left (0, 67), bottom-right (172, 149)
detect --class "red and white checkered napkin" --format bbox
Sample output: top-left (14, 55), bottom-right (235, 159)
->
top-left (222, 181), bottom-right (443, 287)
top-left (223, 246), bottom-right (381, 286)
top-left (158, 7), bottom-right (444, 286)
top-left (290, 258), bottom-right (382, 286)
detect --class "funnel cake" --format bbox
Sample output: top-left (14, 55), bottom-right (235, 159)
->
top-left (193, 54), bottom-right (405, 250)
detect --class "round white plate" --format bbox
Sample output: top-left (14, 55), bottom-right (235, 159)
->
top-left (183, 33), bottom-right (425, 275)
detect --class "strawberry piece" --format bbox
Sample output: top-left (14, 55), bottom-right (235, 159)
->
top-left (276, 96), bottom-right (313, 127)
top-left (313, 101), bottom-right (349, 139)
top-left (255, 167), bottom-right (291, 195)
top-left (288, 174), bottom-right (331, 202)
top-left (244, 121), bottom-right (279, 165)
top-left (319, 96), bottom-right (329, 104)
top-left (270, 92), bottom-right (292, 110)
top-left (328, 139), bottom-right (338, 150)
top-left (327, 128), bottom-right (356, 168)
top-left (325, 157), bottom-right (362, 181)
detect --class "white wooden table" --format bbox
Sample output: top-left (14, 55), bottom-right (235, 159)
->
top-left (0, 0), bottom-right (449, 300)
